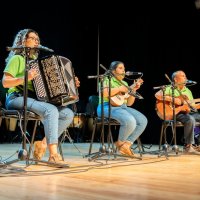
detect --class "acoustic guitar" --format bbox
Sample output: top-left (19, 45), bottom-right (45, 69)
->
top-left (110, 78), bottom-right (143, 106)
top-left (155, 97), bottom-right (200, 120)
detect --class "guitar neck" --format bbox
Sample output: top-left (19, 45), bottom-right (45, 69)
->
top-left (188, 98), bottom-right (200, 104)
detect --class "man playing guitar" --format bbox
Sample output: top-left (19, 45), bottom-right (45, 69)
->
top-left (155, 70), bottom-right (200, 154)
top-left (97, 61), bottom-right (147, 157)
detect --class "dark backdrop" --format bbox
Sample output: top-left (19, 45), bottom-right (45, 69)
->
top-left (0, 0), bottom-right (200, 144)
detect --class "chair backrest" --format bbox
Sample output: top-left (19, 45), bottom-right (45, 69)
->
top-left (85, 95), bottom-right (99, 117)
top-left (160, 120), bottom-right (200, 147)
top-left (0, 80), bottom-right (8, 108)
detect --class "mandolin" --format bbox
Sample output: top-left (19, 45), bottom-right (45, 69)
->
top-left (155, 96), bottom-right (200, 120)
top-left (110, 78), bottom-right (143, 106)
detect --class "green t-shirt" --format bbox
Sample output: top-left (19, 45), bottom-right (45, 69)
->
top-left (99, 76), bottom-right (128, 104)
top-left (164, 85), bottom-right (193, 100)
top-left (3, 55), bottom-right (35, 94)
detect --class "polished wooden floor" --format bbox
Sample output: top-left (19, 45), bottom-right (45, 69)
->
top-left (0, 142), bottom-right (200, 200)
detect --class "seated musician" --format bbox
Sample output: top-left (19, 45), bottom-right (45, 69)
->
top-left (155, 70), bottom-right (200, 154)
top-left (97, 61), bottom-right (148, 156)
top-left (2, 28), bottom-right (80, 165)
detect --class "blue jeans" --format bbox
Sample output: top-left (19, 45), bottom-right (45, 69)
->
top-left (97, 103), bottom-right (148, 143)
top-left (176, 112), bottom-right (200, 144)
top-left (5, 93), bottom-right (74, 145)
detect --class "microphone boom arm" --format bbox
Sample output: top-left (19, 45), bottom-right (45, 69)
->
top-left (6, 45), bottom-right (54, 52)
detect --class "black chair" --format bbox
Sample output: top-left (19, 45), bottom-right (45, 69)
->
top-left (159, 119), bottom-right (200, 153)
top-left (0, 80), bottom-right (66, 166)
top-left (85, 95), bottom-right (144, 160)
top-left (0, 80), bottom-right (43, 162)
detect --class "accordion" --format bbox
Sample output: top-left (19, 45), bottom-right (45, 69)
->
top-left (30, 54), bottom-right (79, 106)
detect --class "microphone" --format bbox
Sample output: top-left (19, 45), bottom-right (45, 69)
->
top-left (186, 80), bottom-right (197, 84)
top-left (87, 75), bottom-right (103, 79)
top-left (37, 45), bottom-right (54, 52)
top-left (125, 71), bottom-right (143, 76)
top-left (153, 85), bottom-right (167, 90)
top-left (87, 72), bottom-right (111, 79)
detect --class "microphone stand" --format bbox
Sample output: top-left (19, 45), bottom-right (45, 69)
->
top-left (153, 85), bottom-right (169, 158)
top-left (23, 48), bottom-right (30, 154)
top-left (171, 82), bottom-right (179, 153)
top-left (157, 85), bottom-right (170, 158)
top-left (15, 48), bottom-right (29, 161)
top-left (85, 73), bottom-right (114, 161)
top-left (165, 75), bottom-right (179, 155)
top-left (0, 47), bottom-right (32, 167)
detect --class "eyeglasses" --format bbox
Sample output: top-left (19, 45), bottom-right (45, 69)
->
top-left (27, 36), bottom-right (40, 42)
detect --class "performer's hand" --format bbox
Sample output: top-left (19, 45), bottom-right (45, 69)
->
top-left (28, 68), bottom-right (38, 80)
top-left (75, 76), bottom-right (80, 87)
top-left (133, 78), bottom-right (143, 91)
top-left (174, 97), bottom-right (182, 105)
top-left (185, 107), bottom-right (191, 113)
top-left (182, 105), bottom-right (190, 113)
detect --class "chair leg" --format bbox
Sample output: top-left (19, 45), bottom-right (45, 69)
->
top-left (170, 121), bottom-right (177, 147)
top-left (27, 120), bottom-right (39, 163)
top-left (88, 121), bottom-right (97, 155)
top-left (170, 121), bottom-right (179, 154)
top-left (58, 129), bottom-right (84, 159)
top-left (159, 122), bottom-right (166, 150)
top-left (136, 137), bottom-right (143, 157)
top-left (58, 129), bottom-right (74, 161)
top-left (58, 132), bottom-right (66, 161)
top-left (106, 127), bottom-right (117, 158)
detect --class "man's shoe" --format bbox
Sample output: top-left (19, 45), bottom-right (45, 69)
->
top-left (183, 145), bottom-right (200, 155)
top-left (193, 145), bottom-right (200, 152)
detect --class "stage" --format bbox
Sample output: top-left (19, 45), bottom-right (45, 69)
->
top-left (0, 143), bottom-right (200, 200)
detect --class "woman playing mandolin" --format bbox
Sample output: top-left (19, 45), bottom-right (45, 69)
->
top-left (155, 70), bottom-right (200, 154)
top-left (97, 61), bottom-right (148, 157)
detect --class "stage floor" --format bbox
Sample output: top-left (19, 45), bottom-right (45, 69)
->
top-left (0, 143), bottom-right (200, 200)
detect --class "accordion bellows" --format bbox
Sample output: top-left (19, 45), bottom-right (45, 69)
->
top-left (30, 55), bottom-right (79, 106)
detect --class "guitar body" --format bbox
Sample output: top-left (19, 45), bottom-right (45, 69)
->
top-left (155, 100), bottom-right (190, 120)
top-left (110, 78), bottom-right (144, 106)
top-left (156, 96), bottom-right (200, 120)
top-left (110, 93), bottom-right (129, 106)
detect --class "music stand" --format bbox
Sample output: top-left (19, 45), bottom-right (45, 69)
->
top-left (1, 46), bottom-right (69, 168)
top-left (85, 65), bottom-right (142, 162)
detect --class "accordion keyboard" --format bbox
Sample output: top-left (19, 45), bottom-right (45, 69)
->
top-left (30, 61), bottom-right (47, 101)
